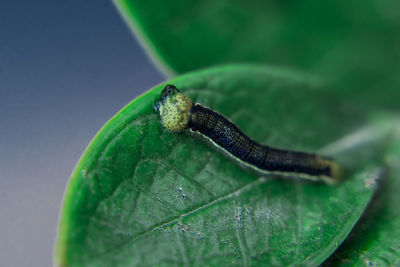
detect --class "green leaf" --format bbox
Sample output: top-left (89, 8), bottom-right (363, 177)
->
top-left (113, 0), bottom-right (400, 109)
top-left (323, 134), bottom-right (400, 266)
top-left (55, 64), bottom-right (394, 266)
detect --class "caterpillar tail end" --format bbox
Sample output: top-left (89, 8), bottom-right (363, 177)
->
top-left (321, 161), bottom-right (342, 185)
top-left (316, 156), bottom-right (343, 185)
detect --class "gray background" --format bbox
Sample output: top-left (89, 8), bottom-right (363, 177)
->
top-left (0, 1), bottom-right (164, 266)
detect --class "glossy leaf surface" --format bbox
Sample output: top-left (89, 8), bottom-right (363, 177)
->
top-left (55, 65), bottom-right (395, 266)
top-left (323, 134), bottom-right (400, 266)
top-left (114, 0), bottom-right (400, 110)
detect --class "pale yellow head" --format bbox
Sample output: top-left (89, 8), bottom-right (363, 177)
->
top-left (155, 85), bottom-right (193, 131)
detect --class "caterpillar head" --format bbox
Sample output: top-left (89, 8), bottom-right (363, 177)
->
top-left (154, 85), bottom-right (193, 131)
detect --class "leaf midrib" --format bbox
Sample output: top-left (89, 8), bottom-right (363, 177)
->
top-left (95, 176), bottom-right (269, 258)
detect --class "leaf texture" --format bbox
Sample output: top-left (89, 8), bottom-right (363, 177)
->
top-left (55, 65), bottom-right (396, 266)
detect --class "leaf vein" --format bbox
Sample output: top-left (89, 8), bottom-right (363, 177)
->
top-left (98, 176), bottom-right (269, 256)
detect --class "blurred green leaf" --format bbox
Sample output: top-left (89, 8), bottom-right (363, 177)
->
top-left (114, 0), bottom-right (400, 109)
top-left (323, 135), bottom-right (400, 266)
top-left (55, 65), bottom-right (397, 266)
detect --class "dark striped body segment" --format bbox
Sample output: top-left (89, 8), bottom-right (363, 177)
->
top-left (188, 104), bottom-right (336, 180)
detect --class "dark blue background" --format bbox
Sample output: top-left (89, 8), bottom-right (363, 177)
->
top-left (0, 1), bottom-right (164, 266)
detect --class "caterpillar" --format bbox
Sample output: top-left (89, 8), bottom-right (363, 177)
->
top-left (154, 84), bottom-right (341, 184)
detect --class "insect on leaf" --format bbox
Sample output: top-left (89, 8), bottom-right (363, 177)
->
top-left (55, 64), bottom-right (395, 266)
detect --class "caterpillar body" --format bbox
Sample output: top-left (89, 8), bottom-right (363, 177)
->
top-left (154, 85), bottom-right (341, 184)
